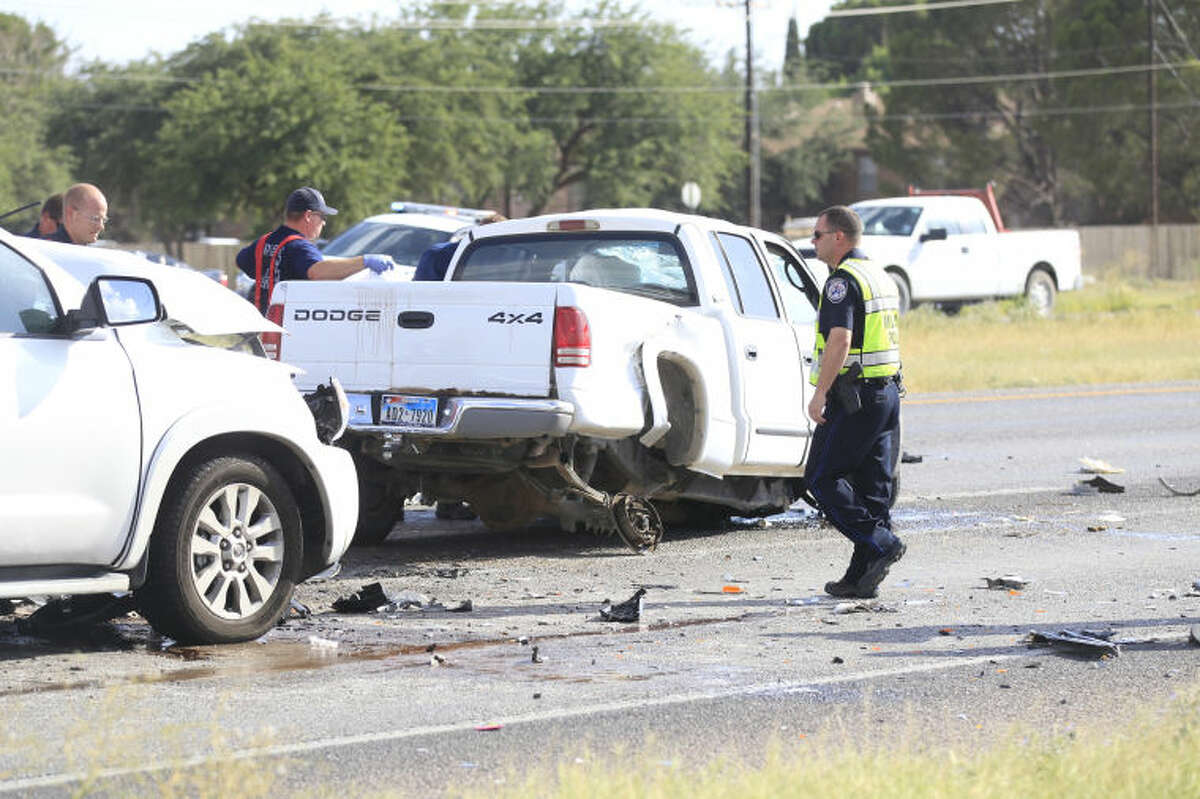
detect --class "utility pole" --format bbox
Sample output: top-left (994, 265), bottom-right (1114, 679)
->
top-left (1147, 0), bottom-right (1159, 275)
top-left (745, 0), bottom-right (761, 227)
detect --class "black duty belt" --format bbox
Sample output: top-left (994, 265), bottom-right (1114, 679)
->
top-left (859, 375), bottom-right (900, 389)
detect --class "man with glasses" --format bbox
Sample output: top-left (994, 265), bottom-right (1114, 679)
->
top-left (806, 205), bottom-right (905, 599)
top-left (46, 184), bottom-right (108, 245)
top-left (237, 186), bottom-right (396, 314)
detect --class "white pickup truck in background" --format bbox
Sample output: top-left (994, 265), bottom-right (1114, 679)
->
top-left (269, 209), bottom-right (853, 549)
top-left (851, 188), bottom-right (1083, 315)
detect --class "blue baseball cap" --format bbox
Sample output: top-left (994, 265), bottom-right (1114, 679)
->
top-left (286, 187), bottom-right (338, 216)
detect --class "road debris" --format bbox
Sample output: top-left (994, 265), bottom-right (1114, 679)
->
top-left (1080, 476), bottom-right (1125, 494)
top-left (474, 722), bottom-right (503, 732)
top-left (331, 582), bottom-right (392, 613)
top-left (721, 585), bottom-right (745, 594)
top-left (1159, 477), bottom-right (1200, 497)
top-left (831, 656), bottom-right (844, 664)
top-left (531, 645), bottom-right (544, 663)
top-left (1190, 626), bottom-right (1200, 647)
top-left (833, 600), bottom-right (898, 614)
top-left (307, 635), bottom-right (339, 653)
top-left (1028, 629), bottom-right (1120, 657)
top-left (599, 588), bottom-right (645, 622)
top-left (430, 652), bottom-right (446, 666)
top-left (446, 599), bottom-right (474, 613)
top-left (1078, 457), bottom-right (1124, 474)
top-left (280, 597), bottom-right (312, 623)
top-left (901, 451), bottom-right (924, 464)
top-left (19, 593), bottom-right (137, 637)
top-left (784, 597), bottom-right (822, 606)
top-left (984, 575), bottom-right (1030, 590)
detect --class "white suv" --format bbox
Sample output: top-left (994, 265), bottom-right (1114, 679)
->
top-left (0, 231), bottom-right (358, 643)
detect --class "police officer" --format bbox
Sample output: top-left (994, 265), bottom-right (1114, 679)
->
top-left (237, 187), bottom-right (396, 314)
top-left (805, 205), bottom-right (905, 598)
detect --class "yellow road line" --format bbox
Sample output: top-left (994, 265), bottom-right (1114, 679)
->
top-left (906, 385), bottom-right (1196, 406)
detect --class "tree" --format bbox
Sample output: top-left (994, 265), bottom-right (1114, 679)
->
top-left (807, 0), bottom-right (1200, 225)
top-left (142, 30), bottom-right (409, 248)
top-left (0, 13), bottom-right (74, 230)
top-left (513, 1), bottom-right (743, 215)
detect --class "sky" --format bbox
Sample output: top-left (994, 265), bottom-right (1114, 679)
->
top-left (4, 0), bottom-right (835, 74)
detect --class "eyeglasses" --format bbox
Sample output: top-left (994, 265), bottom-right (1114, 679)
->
top-left (308, 210), bottom-right (327, 222)
top-left (81, 213), bottom-right (108, 225)
top-left (811, 229), bottom-right (837, 241)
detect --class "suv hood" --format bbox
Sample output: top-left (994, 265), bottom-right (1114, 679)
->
top-left (24, 239), bottom-right (281, 336)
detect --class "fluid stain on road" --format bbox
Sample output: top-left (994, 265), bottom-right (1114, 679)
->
top-left (0, 612), bottom-right (765, 696)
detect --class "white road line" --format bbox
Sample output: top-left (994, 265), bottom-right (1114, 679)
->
top-left (0, 654), bottom-right (1016, 793)
top-left (903, 485), bottom-right (1064, 501)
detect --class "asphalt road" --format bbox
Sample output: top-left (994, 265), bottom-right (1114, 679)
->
top-left (2, 381), bottom-right (1199, 797)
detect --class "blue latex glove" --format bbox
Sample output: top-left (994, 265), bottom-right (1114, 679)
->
top-left (363, 254), bottom-right (395, 274)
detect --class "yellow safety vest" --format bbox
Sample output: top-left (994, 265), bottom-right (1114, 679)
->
top-left (810, 256), bottom-right (901, 386)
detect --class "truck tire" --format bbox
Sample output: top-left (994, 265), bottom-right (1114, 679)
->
top-left (1024, 268), bottom-right (1056, 316)
top-left (137, 454), bottom-right (302, 644)
top-left (887, 269), bottom-right (912, 314)
top-left (351, 455), bottom-right (405, 546)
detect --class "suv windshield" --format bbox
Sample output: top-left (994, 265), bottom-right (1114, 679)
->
top-left (322, 222), bottom-right (452, 265)
top-left (855, 205), bottom-right (923, 237)
top-left (454, 233), bottom-right (698, 306)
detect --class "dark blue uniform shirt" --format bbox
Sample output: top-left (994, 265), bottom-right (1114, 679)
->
top-left (236, 225), bottom-right (323, 283)
top-left (42, 226), bottom-right (72, 244)
top-left (413, 240), bottom-right (457, 281)
top-left (817, 248), bottom-right (868, 339)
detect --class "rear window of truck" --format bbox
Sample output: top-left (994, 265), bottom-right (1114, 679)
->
top-left (453, 233), bottom-right (698, 307)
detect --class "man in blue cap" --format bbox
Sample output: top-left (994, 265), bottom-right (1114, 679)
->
top-left (237, 186), bottom-right (396, 313)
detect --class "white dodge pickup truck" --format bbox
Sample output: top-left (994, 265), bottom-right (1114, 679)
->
top-left (851, 190), bottom-right (1083, 315)
top-left (270, 209), bottom-right (852, 549)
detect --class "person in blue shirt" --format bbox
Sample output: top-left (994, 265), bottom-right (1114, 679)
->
top-left (24, 193), bottom-right (63, 239)
top-left (237, 187), bottom-right (396, 313)
top-left (413, 212), bottom-right (505, 282)
top-left (41, 184), bottom-right (107, 245)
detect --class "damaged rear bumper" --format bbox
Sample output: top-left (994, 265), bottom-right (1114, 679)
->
top-left (345, 394), bottom-right (574, 439)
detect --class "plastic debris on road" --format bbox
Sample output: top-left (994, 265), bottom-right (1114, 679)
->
top-left (307, 635), bottom-right (339, 653)
top-left (531, 645), bottom-right (545, 663)
top-left (1078, 457), bottom-right (1124, 474)
top-left (901, 451), bottom-right (924, 464)
top-left (1027, 629), bottom-right (1119, 657)
top-left (1080, 472), bottom-right (1123, 491)
top-left (474, 722), bottom-right (503, 732)
top-left (599, 588), bottom-right (645, 622)
top-left (721, 585), bottom-right (745, 594)
top-left (984, 575), bottom-right (1030, 590)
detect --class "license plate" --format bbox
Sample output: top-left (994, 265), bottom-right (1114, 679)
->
top-left (380, 394), bottom-right (438, 428)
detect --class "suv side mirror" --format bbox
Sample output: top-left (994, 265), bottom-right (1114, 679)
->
top-left (919, 227), bottom-right (948, 243)
top-left (66, 276), bottom-right (164, 334)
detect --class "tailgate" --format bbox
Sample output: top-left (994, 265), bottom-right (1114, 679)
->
top-left (276, 280), bottom-right (557, 396)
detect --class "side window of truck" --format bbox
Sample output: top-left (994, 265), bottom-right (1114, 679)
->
top-left (0, 244), bottom-right (61, 335)
top-left (762, 242), bottom-right (819, 327)
top-left (709, 233), bottom-right (779, 320)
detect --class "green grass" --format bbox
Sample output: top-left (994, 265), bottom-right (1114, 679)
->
top-left (463, 687), bottom-right (1200, 799)
top-left (901, 278), bottom-right (1200, 393)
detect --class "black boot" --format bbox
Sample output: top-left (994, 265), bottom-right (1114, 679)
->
top-left (824, 545), bottom-right (870, 598)
top-left (854, 538), bottom-right (907, 597)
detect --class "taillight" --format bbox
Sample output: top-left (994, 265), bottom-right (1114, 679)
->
top-left (553, 306), bottom-right (590, 367)
top-left (263, 303), bottom-right (284, 360)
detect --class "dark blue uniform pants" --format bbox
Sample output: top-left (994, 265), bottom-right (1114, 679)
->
top-left (804, 380), bottom-right (900, 558)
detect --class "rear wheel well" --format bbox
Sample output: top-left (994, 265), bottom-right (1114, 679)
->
top-left (656, 357), bottom-right (705, 466)
top-left (1027, 262), bottom-right (1057, 288)
top-left (166, 434), bottom-right (329, 579)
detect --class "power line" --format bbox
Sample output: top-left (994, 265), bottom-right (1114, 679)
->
top-left (827, 0), bottom-right (1021, 17)
top-left (4, 58), bottom-right (1196, 95)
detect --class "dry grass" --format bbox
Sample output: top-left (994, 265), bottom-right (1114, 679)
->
top-left (463, 687), bottom-right (1200, 799)
top-left (901, 278), bottom-right (1200, 393)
